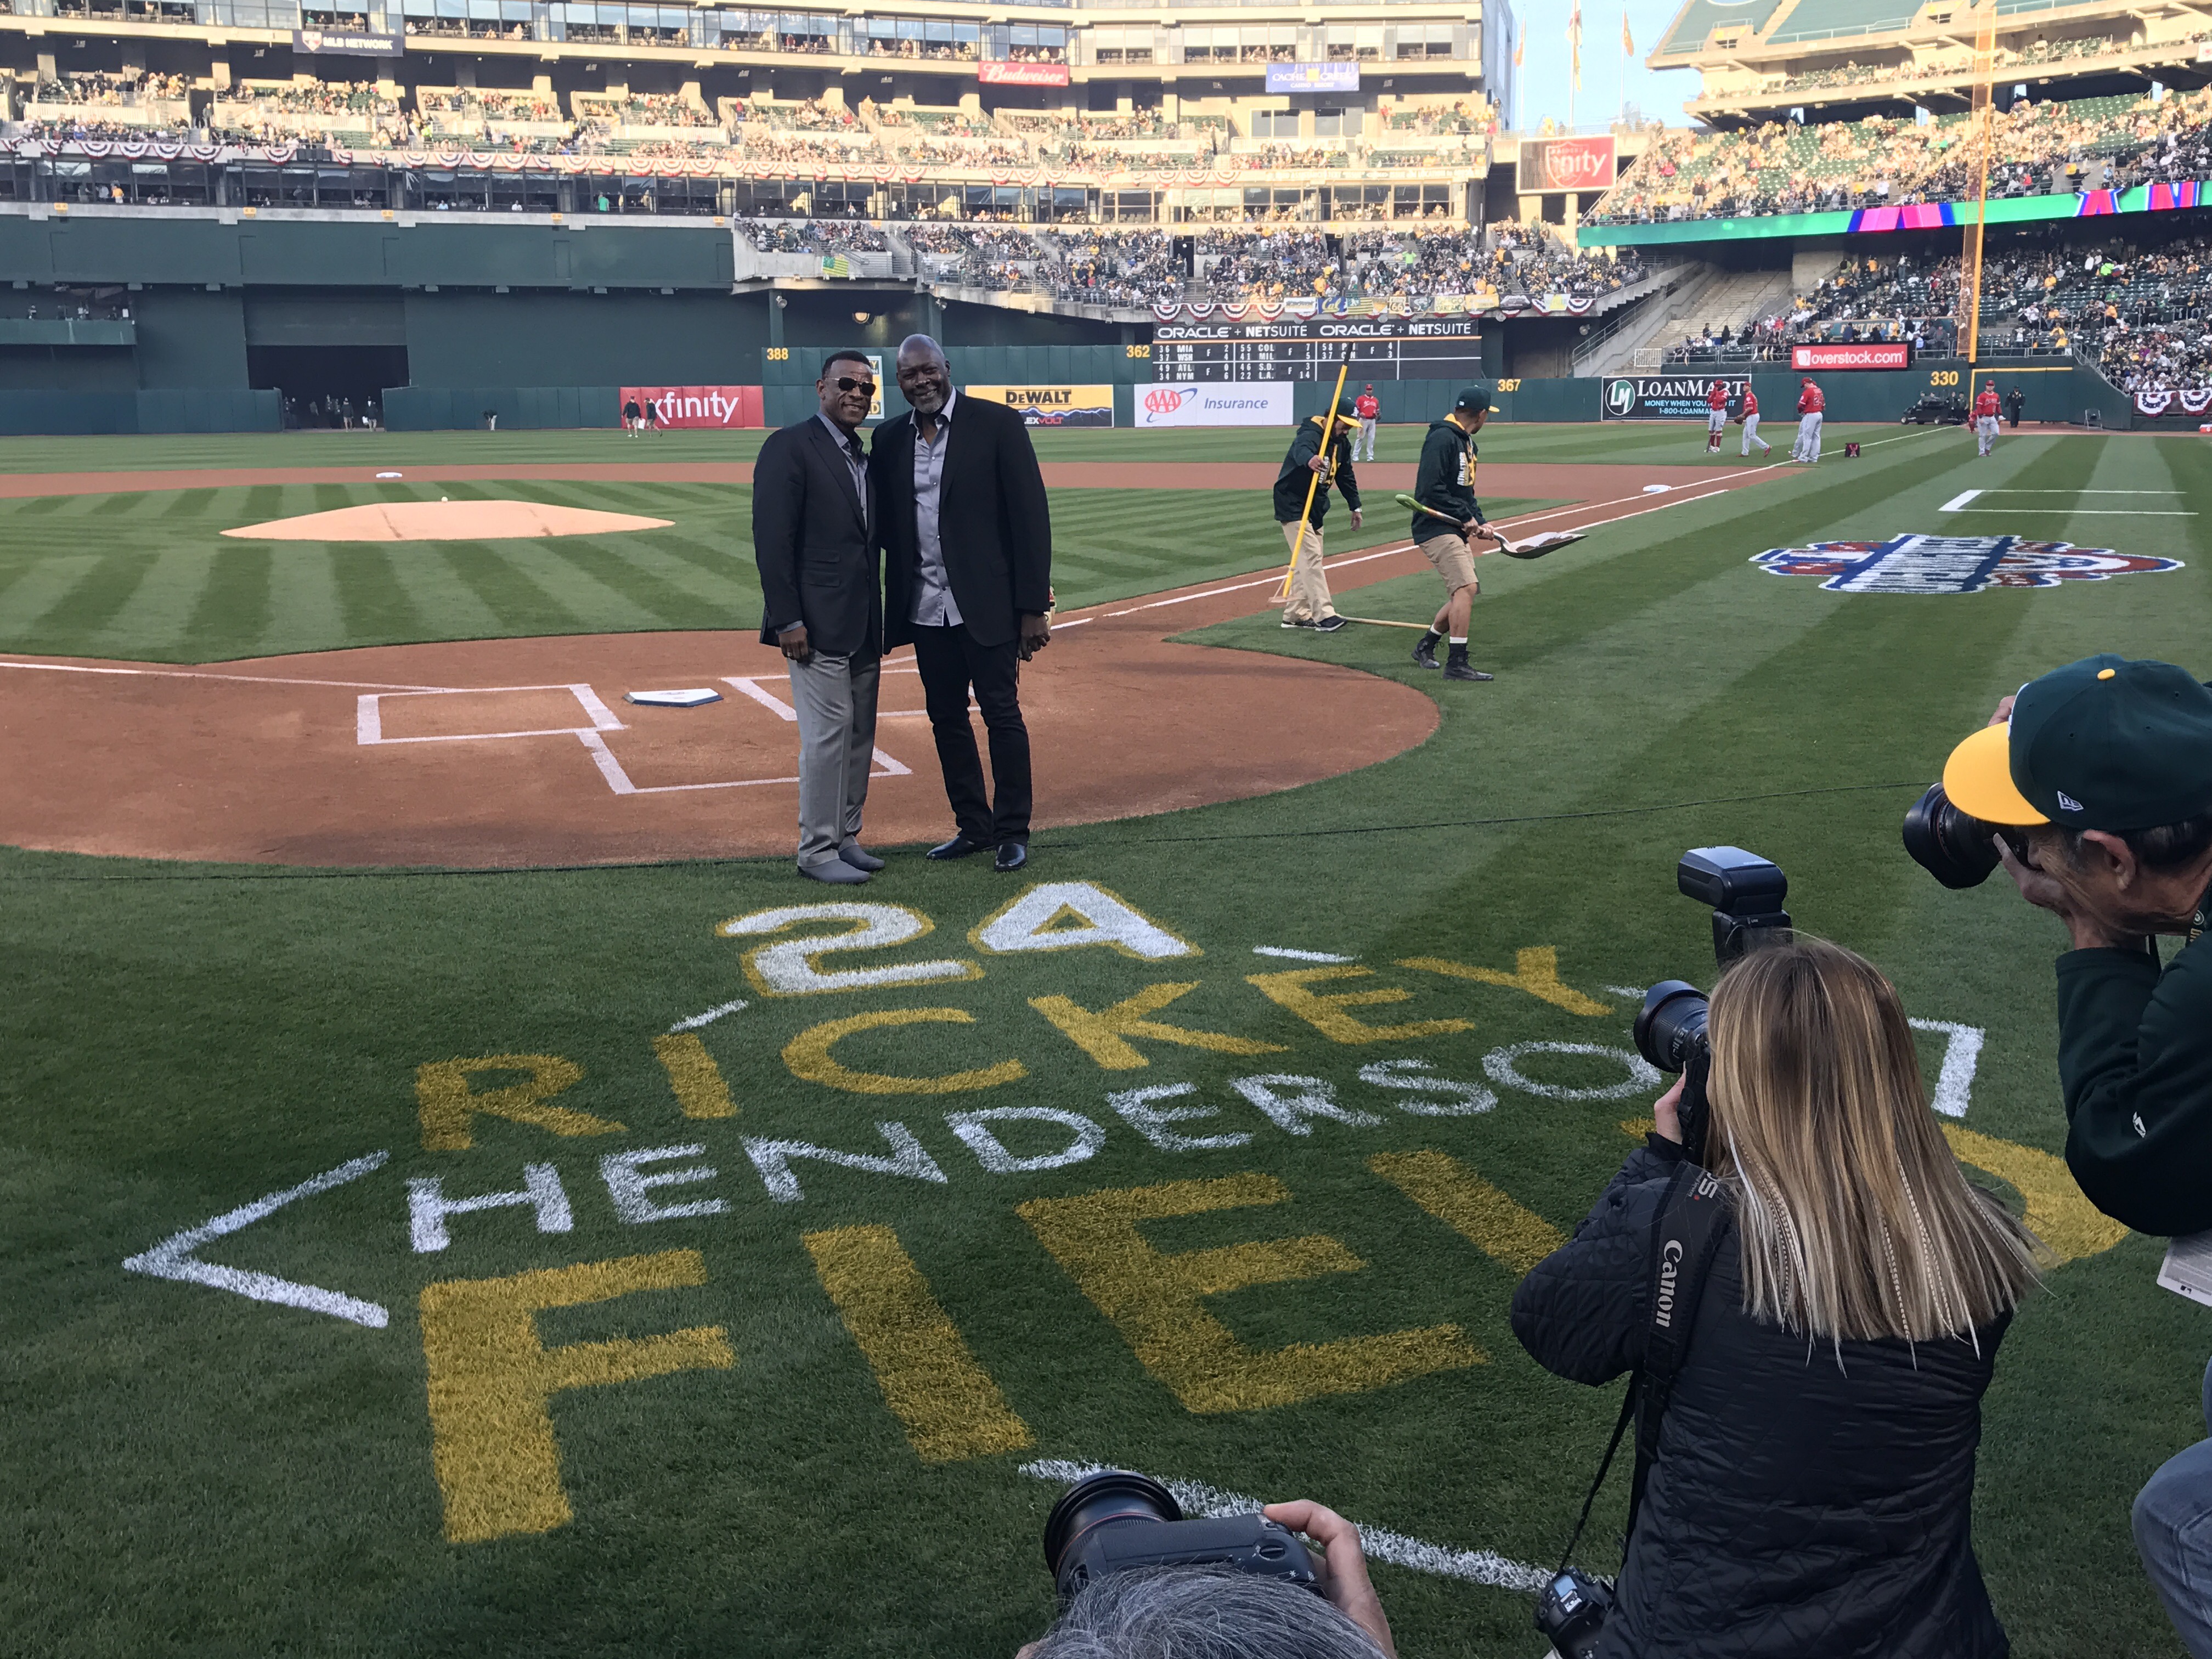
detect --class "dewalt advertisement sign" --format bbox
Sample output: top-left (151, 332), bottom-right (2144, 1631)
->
top-left (965, 383), bottom-right (1116, 427)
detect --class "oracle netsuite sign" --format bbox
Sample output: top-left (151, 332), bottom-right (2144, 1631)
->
top-left (1792, 341), bottom-right (1914, 371)
top-left (1265, 63), bottom-right (1359, 93)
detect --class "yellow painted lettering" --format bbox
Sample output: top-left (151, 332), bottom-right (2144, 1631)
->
top-left (1942, 1124), bottom-right (2130, 1265)
top-left (803, 1225), bottom-right (1033, 1462)
top-left (1397, 947), bottom-right (1613, 1016)
top-left (415, 1054), bottom-right (620, 1153)
top-left (417, 1250), bottom-right (733, 1543)
top-left (1369, 1150), bottom-right (1564, 1274)
top-left (653, 1032), bottom-right (736, 1120)
top-left (1029, 981), bottom-right (1285, 1070)
top-left (1017, 1173), bottom-right (1481, 1414)
top-left (783, 1008), bottom-right (1027, 1095)
top-left (1245, 967), bottom-right (1474, 1046)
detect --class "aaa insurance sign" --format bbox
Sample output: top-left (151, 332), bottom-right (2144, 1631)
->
top-left (1603, 376), bottom-right (1745, 420)
top-left (1137, 382), bottom-right (1295, 427)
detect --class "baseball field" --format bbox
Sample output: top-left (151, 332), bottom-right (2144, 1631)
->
top-left (3, 415), bottom-right (2207, 1656)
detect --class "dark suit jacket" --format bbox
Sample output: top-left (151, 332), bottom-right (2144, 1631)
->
top-left (752, 414), bottom-right (882, 659)
top-left (870, 392), bottom-right (1052, 651)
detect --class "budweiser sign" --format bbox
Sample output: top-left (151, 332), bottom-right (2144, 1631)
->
top-left (978, 60), bottom-right (1071, 87)
top-left (1791, 342), bottom-right (1914, 371)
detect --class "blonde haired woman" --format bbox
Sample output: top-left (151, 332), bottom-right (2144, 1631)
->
top-left (1513, 937), bottom-right (2043, 1657)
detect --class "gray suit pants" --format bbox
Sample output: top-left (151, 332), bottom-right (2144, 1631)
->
top-left (787, 651), bottom-right (879, 868)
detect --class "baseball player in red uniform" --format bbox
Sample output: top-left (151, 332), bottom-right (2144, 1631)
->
top-left (1791, 376), bottom-right (1826, 462)
top-left (1354, 384), bottom-right (1380, 460)
top-left (1973, 382), bottom-right (2001, 456)
top-left (1739, 384), bottom-right (1769, 458)
top-left (1706, 379), bottom-right (1729, 452)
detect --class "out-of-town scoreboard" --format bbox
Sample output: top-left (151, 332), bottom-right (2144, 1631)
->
top-left (1151, 317), bottom-right (1483, 381)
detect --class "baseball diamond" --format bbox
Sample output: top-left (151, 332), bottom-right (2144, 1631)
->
top-left (9, 1), bottom-right (2212, 1648)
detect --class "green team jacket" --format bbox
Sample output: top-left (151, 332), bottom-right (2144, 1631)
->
top-left (1272, 416), bottom-right (1361, 529)
top-left (2056, 898), bottom-right (2212, 1235)
top-left (1411, 418), bottom-right (1482, 544)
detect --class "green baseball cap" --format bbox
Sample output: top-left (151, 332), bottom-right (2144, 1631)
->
top-left (1943, 653), bottom-right (2212, 828)
top-left (1331, 396), bottom-right (1360, 422)
top-left (1453, 386), bottom-right (1492, 414)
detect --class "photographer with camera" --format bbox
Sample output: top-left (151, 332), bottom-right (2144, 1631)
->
top-left (1513, 935), bottom-right (2043, 1657)
top-left (1918, 653), bottom-right (2212, 1652)
top-left (1019, 1482), bottom-right (1393, 1659)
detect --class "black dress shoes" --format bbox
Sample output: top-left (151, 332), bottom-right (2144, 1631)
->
top-left (994, 842), bottom-right (1028, 873)
top-left (927, 834), bottom-right (988, 860)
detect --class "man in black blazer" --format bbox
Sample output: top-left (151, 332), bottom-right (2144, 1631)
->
top-left (752, 349), bottom-right (885, 885)
top-left (872, 334), bottom-right (1053, 873)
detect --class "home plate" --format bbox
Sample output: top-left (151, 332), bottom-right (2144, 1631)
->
top-left (625, 689), bottom-right (724, 708)
top-left (222, 500), bottom-right (672, 541)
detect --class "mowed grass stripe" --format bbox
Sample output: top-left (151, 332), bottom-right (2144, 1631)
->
top-left (94, 541), bottom-right (223, 653)
top-left (528, 538), bottom-right (706, 628)
top-left (0, 552), bottom-right (101, 641)
top-left (328, 543), bottom-right (426, 645)
top-left (182, 542), bottom-right (274, 659)
top-left (380, 546), bottom-right (510, 645)
top-left (18, 547), bottom-right (160, 642)
top-left (253, 541), bottom-right (347, 658)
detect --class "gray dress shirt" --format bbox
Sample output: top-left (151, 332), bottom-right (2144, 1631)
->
top-left (910, 388), bottom-right (963, 629)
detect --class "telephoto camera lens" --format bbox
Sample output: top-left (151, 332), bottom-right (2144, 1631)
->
top-left (1901, 782), bottom-right (2003, 889)
top-left (1044, 1471), bottom-right (1183, 1599)
top-left (1042, 1470), bottom-right (1319, 1604)
top-left (1633, 980), bottom-right (1709, 1075)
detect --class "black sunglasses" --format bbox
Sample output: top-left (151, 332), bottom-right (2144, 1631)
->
top-left (832, 376), bottom-right (877, 396)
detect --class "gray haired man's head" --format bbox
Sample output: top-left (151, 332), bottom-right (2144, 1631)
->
top-left (896, 332), bottom-right (952, 416)
top-left (1025, 1567), bottom-right (1386, 1659)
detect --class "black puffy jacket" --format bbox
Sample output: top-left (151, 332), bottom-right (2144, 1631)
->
top-left (1511, 1141), bottom-right (2012, 1659)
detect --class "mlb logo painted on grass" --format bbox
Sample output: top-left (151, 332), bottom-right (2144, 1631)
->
top-left (1752, 534), bottom-right (2184, 594)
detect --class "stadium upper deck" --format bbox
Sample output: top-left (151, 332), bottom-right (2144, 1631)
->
top-left (1652, 0), bottom-right (2212, 127)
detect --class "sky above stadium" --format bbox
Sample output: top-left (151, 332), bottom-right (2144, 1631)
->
top-left (1509, 0), bottom-right (1701, 131)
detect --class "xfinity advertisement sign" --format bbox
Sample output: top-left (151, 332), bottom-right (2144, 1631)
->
top-left (1603, 375), bottom-right (1747, 420)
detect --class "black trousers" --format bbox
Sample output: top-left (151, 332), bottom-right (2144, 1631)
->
top-left (911, 622), bottom-right (1031, 844)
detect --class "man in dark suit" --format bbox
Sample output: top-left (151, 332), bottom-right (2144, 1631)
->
top-left (751, 349), bottom-right (885, 885)
top-left (872, 334), bottom-right (1053, 873)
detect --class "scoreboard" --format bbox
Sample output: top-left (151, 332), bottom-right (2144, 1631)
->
top-left (1151, 317), bottom-right (1483, 382)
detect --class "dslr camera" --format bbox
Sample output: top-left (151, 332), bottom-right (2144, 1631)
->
top-left (1042, 1470), bottom-right (1319, 1604)
top-left (1901, 782), bottom-right (2028, 889)
top-left (1630, 850), bottom-right (1790, 1176)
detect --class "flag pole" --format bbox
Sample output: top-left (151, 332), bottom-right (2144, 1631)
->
top-left (1277, 354), bottom-right (1353, 602)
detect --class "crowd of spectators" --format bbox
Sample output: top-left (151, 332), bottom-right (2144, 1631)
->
top-left (744, 216), bottom-right (889, 252)
top-left (1594, 86), bottom-right (2212, 227)
top-left (31, 71), bottom-right (188, 106)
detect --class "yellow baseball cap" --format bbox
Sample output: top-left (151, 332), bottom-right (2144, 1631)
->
top-left (1942, 723), bottom-right (2044, 826)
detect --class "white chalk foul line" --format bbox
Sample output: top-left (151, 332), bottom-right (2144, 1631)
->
top-left (122, 1150), bottom-right (392, 1328)
top-left (1940, 489), bottom-right (1983, 512)
top-left (1252, 946), bottom-right (1357, 963)
top-left (1020, 1459), bottom-right (1549, 1595)
top-left (0, 659), bottom-right (454, 693)
top-left (669, 997), bottom-right (748, 1032)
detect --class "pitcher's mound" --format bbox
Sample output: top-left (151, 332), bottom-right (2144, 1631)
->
top-left (222, 500), bottom-right (673, 542)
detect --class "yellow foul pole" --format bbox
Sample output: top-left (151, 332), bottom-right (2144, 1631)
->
top-left (1278, 354), bottom-right (1354, 601)
top-left (1958, 0), bottom-right (1999, 365)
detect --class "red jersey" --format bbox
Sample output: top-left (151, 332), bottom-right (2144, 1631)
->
top-left (1354, 393), bottom-right (1379, 419)
top-left (1798, 382), bottom-right (1825, 414)
top-left (1740, 388), bottom-right (1759, 417)
top-left (1708, 382), bottom-right (1729, 410)
top-left (1974, 387), bottom-right (2000, 419)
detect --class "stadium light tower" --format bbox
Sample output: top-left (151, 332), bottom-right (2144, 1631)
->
top-left (1957, 0), bottom-right (1999, 364)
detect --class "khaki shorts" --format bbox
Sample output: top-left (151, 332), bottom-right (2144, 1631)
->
top-left (1418, 533), bottom-right (1479, 595)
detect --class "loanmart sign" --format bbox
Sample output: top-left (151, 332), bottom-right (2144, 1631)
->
top-left (1602, 375), bottom-right (1746, 420)
top-left (1792, 342), bottom-right (1912, 371)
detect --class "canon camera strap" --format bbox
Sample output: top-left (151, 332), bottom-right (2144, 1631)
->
top-left (1553, 1160), bottom-right (1734, 1576)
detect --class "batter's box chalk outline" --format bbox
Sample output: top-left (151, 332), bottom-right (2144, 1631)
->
top-left (356, 681), bottom-right (910, 797)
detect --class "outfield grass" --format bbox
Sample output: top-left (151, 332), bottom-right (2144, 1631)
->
top-left (0, 418), bottom-right (1892, 476)
top-left (0, 477), bottom-right (1548, 664)
top-left (3, 424), bottom-right (2207, 1657)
